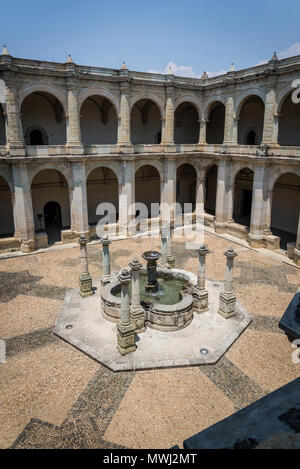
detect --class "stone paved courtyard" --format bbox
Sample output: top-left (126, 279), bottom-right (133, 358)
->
top-left (0, 231), bottom-right (299, 449)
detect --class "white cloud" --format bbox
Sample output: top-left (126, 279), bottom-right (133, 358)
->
top-left (147, 61), bottom-right (227, 78)
top-left (256, 42), bottom-right (300, 65)
top-left (278, 43), bottom-right (300, 59)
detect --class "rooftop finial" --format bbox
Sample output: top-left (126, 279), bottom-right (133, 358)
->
top-left (66, 54), bottom-right (74, 64)
top-left (121, 60), bottom-right (127, 70)
top-left (270, 51), bottom-right (278, 62)
top-left (201, 71), bottom-right (208, 79)
top-left (229, 63), bottom-right (235, 72)
top-left (1, 45), bottom-right (9, 56)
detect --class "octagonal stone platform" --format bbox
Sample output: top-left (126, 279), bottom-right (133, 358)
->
top-left (53, 270), bottom-right (252, 371)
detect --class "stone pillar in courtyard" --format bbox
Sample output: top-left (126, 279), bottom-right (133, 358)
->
top-left (223, 89), bottom-right (237, 146)
top-left (100, 235), bottom-right (111, 285)
top-left (1, 69), bottom-right (25, 156)
top-left (161, 157), bottom-right (177, 224)
top-left (194, 244), bottom-right (210, 312)
top-left (66, 72), bottom-right (84, 155)
top-left (70, 162), bottom-right (89, 239)
top-left (198, 119), bottom-right (207, 145)
top-left (118, 159), bottom-right (135, 237)
top-left (215, 160), bottom-right (231, 232)
top-left (195, 169), bottom-right (206, 220)
top-left (218, 246), bottom-right (237, 318)
top-left (262, 77), bottom-right (278, 146)
top-left (117, 78), bottom-right (132, 149)
top-left (162, 82), bottom-right (175, 147)
top-left (249, 164), bottom-right (269, 247)
top-left (129, 257), bottom-right (145, 332)
top-left (160, 225), bottom-right (170, 268)
top-left (79, 234), bottom-right (93, 297)
top-left (12, 164), bottom-right (35, 252)
top-left (166, 223), bottom-right (175, 268)
top-left (117, 268), bottom-right (136, 355)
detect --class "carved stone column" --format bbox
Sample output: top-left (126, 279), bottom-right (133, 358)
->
top-left (79, 234), bottom-right (93, 297)
top-left (100, 235), bottom-right (111, 285)
top-left (66, 79), bottom-right (83, 154)
top-left (223, 91), bottom-right (236, 146)
top-left (249, 164), bottom-right (269, 247)
top-left (161, 157), bottom-right (176, 224)
top-left (160, 226), bottom-right (170, 268)
top-left (129, 257), bottom-right (145, 332)
top-left (117, 80), bottom-right (132, 148)
top-left (262, 79), bottom-right (278, 145)
top-left (70, 162), bottom-right (89, 238)
top-left (194, 244), bottom-right (210, 312)
top-left (12, 163), bottom-right (35, 252)
top-left (2, 71), bottom-right (25, 156)
top-left (198, 119), bottom-right (207, 144)
top-left (162, 83), bottom-right (174, 146)
top-left (215, 160), bottom-right (231, 232)
top-left (117, 268), bottom-right (136, 355)
top-left (166, 223), bottom-right (175, 268)
top-left (218, 247), bottom-right (237, 318)
top-left (118, 159), bottom-right (135, 236)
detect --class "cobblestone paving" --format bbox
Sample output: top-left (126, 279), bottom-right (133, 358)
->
top-left (0, 232), bottom-right (299, 448)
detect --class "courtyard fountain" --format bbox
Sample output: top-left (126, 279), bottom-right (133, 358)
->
top-left (54, 228), bottom-right (252, 371)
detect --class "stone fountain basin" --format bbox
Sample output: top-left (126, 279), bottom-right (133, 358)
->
top-left (101, 268), bottom-right (196, 331)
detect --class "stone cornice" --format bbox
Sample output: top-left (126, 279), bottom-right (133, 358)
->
top-left (1, 54), bottom-right (300, 93)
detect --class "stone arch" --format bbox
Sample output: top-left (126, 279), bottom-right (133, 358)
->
top-left (278, 90), bottom-right (300, 146)
top-left (24, 125), bottom-right (49, 145)
top-left (237, 94), bottom-right (265, 145)
top-left (268, 166), bottom-right (300, 193)
top-left (0, 173), bottom-right (15, 237)
top-left (19, 83), bottom-right (67, 113)
top-left (206, 100), bottom-right (225, 144)
top-left (235, 89), bottom-right (266, 116)
top-left (232, 167), bottom-right (254, 227)
top-left (175, 159), bottom-right (200, 178)
top-left (203, 95), bottom-right (225, 119)
top-left (174, 101), bottom-right (200, 144)
top-left (80, 94), bottom-right (118, 144)
top-left (28, 163), bottom-right (71, 189)
top-left (130, 92), bottom-right (164, 118)
top-left (176, 163), bottom-right (197, 212)
top-left (31, 168), bottom-right (71, 244)
top-left (86, 166), bottom-right (119, 226)
top-left (174, 95), bottom-right (201, 118)
top-left (135, 164), bottom-right (161, 217)
top-left (86, 162), bottom-right (121, 184)
top-left (271, 171), bottom-right (300, 249)
top-left (276, 82), bottom-right (295, 113)
top-left (21, 89), bottom-right (67, 145)
top-left (135, 160), bottom-right (163, 177)
top-left (78, 87), bottom-right (119, 114)
top-left (130, 98), bottom-right (162, 144)
top-left (0, 166), bottom-right (14, 192)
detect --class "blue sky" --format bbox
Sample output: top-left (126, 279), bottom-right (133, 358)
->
top-left (1, 0), bottom-right (300, 77)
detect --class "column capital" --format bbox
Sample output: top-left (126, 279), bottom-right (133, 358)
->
top-left (129, 257), bottom-right (142, 271)
top-left (118, 268), bottom-right (131, 285)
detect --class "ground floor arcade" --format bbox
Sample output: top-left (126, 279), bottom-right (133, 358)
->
top-left (0, 154), bottom-right (299, 265)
